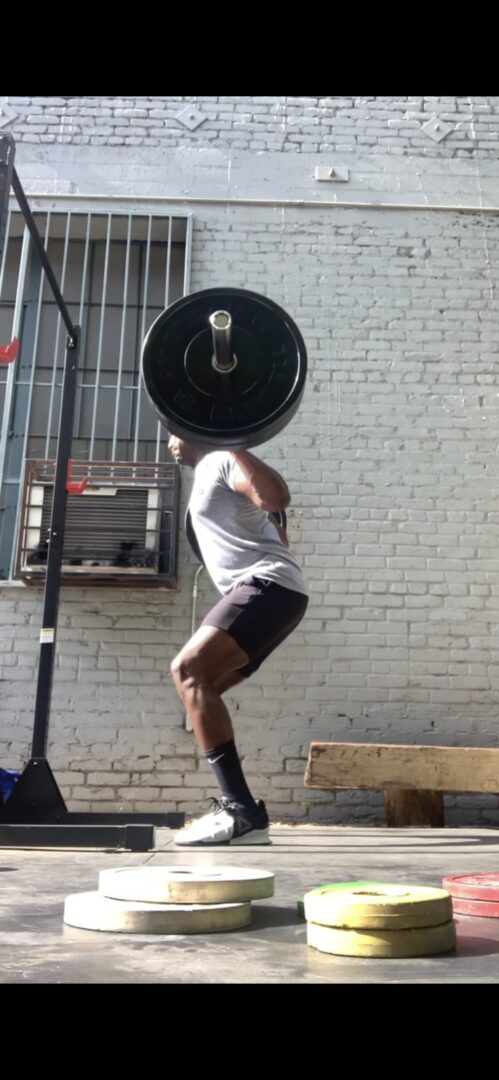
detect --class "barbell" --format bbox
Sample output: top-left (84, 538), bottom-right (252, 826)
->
top-left (141, 287), bottom-right (307, 450)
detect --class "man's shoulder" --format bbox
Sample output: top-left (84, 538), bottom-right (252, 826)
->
top-left (193, 451), bottom-right (235, 488)
top-left (196, 450), bottom-right (232, 474)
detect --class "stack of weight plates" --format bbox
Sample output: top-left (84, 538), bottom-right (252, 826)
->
top-left (442, 873), bottom-right (499, 918)
top-left (304, 882), bottom-right (456, 958)
top-left (63, 865), bottom-right (274, 934)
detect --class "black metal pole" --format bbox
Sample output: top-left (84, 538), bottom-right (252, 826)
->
top-left (10, 167), bottom-right (75, 342)
top-left (31, 327), bottom-right (80, 758)
top-left (0, 136), bottom-right (15, 262)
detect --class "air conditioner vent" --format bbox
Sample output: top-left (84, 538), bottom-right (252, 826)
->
top-left (15, 459), bottom-right (180, 588)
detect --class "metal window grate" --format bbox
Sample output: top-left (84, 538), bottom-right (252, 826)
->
top-left (0, 207), bottom-right (192, 580)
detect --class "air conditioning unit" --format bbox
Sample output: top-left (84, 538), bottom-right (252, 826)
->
top-left (15, 459), bottom-right (180, 588)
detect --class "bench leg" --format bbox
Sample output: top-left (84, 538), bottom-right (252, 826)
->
top-left (383, 789), bottom-right (445, 827)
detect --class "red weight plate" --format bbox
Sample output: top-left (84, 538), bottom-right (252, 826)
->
top-left (442, 873), bottom-right (499, 901)
top-left (450, 895), bottom-right (499, 918)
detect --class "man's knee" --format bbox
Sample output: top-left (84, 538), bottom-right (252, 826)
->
top-left (170, 626), bottom-right (249, 696)
top-left (170, 648), bottom-right (205, 692)
top-left (170, 651), bottom-right (190, 690)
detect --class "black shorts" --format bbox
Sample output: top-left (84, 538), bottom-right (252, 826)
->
top-left (201, 575), bottom-right (309, 677)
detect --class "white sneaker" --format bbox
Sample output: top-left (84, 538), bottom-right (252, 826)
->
top-left (174, 798), bottom-right (271, 846)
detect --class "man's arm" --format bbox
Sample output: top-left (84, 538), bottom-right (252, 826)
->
top-left (230, 450), bottom-right (291, 512)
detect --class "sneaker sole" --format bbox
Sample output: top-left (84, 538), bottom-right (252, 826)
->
top-left (229, 829), bottom-right (271, 845)
top-left (174, 829), bottom-right (271, 847)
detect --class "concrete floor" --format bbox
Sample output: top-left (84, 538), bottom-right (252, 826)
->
top-left (1, 824), bottom-right (499, 983)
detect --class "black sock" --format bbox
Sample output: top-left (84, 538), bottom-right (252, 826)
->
top-left (203, 739), bottom-right (258, 812)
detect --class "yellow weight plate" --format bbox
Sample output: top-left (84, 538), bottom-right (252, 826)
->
top-left (297, 881), bottom-right (387, 920)
top-left (307, 919), bottom-right (456, 958)
top-left (304, 883), bottom-right (452, 930)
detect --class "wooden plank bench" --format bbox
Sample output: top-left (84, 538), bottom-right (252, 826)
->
top-left (305, 742), bottom-right (499, 827)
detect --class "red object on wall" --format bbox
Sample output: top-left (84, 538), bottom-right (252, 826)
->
top-left (0, 337), bottom-right (20, 364)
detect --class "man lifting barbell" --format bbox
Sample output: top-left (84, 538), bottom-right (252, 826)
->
top-left (169, 437), bottom-right (309, 845)
top-left (141, 286), bottom-right (309, 844)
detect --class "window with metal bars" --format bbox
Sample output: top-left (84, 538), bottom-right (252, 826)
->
top-left (0, 207), bottom-right (191, 581)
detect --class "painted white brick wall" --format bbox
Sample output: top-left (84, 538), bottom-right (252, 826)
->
top-left (2, 96), bottom-right (499, 823)
top-left (5, 96), bottom-right (499, 159)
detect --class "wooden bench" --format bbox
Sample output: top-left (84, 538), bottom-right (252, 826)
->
top-left (305, 742), bottom-right (499, 827)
